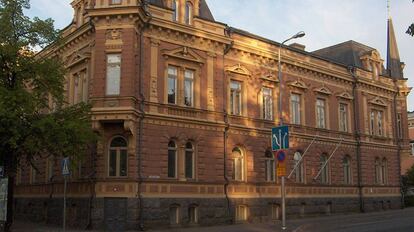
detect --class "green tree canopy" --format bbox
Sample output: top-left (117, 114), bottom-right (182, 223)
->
top-left (408, 1), bottom-right (414, 36)
top-left (0, 0), bottom-right (97, 171)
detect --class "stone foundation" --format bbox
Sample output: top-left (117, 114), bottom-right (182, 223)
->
top-left (14, 196), bottom-right (402, 230)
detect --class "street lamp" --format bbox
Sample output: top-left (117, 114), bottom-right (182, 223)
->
top-left (278, 31), bottom-right (305, 126)
top-left (278, 31), bottom-right (305, 231)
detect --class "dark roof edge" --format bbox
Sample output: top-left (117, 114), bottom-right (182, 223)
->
top-left (227, 27), bottom-right (353, 71)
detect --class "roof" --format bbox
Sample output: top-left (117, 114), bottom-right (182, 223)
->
top-left (146, 0), bottom-right (215, 21)
top-left (312, 40), bottom-right (376, 69)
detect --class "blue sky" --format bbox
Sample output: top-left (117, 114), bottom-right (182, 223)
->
top-left (26, 0), bottom-right (414, 110)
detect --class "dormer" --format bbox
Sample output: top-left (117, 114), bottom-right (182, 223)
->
top-left (360, 50), bottom-right (384, 79)
top-left (168, 0), bottom-right (200, 25)
top-left (71, 0), bottom-right (90, 28)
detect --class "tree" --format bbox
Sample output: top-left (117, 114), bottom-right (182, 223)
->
top-left (408, 1), bottom-right (414, 36)
top-left (0, 0), bottom-right (97, 230)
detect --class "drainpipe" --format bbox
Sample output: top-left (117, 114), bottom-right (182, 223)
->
top-left (223, 27), bottom-right (233, 223)
top-left (392, 80), bottom-right (403, 209)
top-left (137, 2), bottom-right (151, 230)
top-left (348, 66), bottom-right (364, 213)
top-left (86, 143), bottom-right (97, 230)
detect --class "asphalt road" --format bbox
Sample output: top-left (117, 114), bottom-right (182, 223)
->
top-left (12, 207), bottom-right (414, 232)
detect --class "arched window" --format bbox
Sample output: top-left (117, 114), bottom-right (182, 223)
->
top-left (343, 155), bottom-right (352, 184)
top-left (185, 1), bottom-right (193, 25)
top-left (172, 0), bottom-right (178, 22)
top-left (293, 152), bottom-right (304, 183)
top-left (381, 158), bottom-right (388, 185)
top-left (108, 137), bottom-right (128, 177)
top-left (185, 142), bottom-right (195, 179)
top-left (375, 157), bottom-right (382, 184)
top-left (232, 147), bottom-right (245, 181)
top-left (168, 141), bottom-right (177, 178)
top-left (320, 154), bottom-right (329, 184)
top-left (265, 149), bottom-right (275, 182)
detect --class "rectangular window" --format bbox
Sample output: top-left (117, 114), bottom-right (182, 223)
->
top-left (168, 149), bottom-right (176, 178)
top-left (109, 150), bottom-right (117, 177)
top-left (411, 143), bottom-right (414, 156)
top-left (30, 166), bottom-right (36, 184)
top-left (236, 205), bottom-right (247, 221)
top-left (397, 113), bottom-right (402, 139)
top-left (290, 94), bottom-right (301, 124)
top-left (339, 103), bottom-right (348, 132)
top-left (185, 150), bottom-right (194, 179)
top-left (106, 54), bottom-right (121, 95)
top-left (263, 87), bottom-right (273, 120)
top-left (119, 150), bottom-right (127, 177)
top-left (47, 157), bottom-right (54, 182)
top-left (111, 0), bottom-right (121, 4)
top-left (316, 99), bottom-right (326, 129)
top-left (230, 81), bottom-right (242, 116)
top-left (233, 157), bottom-right (243, 181)
top-left (265, 159), bottom-right (275, 182)
top-left (73, 75), bottom-right (79, 104)
top-left (169, 206), bottom-right (179, 225)
top-left (377, 111), bottom-right (383, 136)
top-left (184, 70), bottom-right (194, 107)
top-left (168, 66), bottom-right (177, 104)
top-left (188, 206), bottom-right (198, 224)
top-left (271, 204), bottom-right (280, 220)
top-left (370, 111), bottom-right (375, 135)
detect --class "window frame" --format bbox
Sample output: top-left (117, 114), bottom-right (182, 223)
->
top-left (185, 1), bottom-right (193, 25)
top-left (343, 155), bottom-right (352, 185)
top-left (290, 93), bottom-right (302, 125)
top-left (236, 205), bottom-right (248, 222)
top-left (108, 136), bottom-right (128, 177)
top-left (184, 69), bottom-right (195, 107)
top-left (320, 154), bottom-right (330, 184)
top-left (262, 87), bottom-right (274, 120)
top-left (232, 147), bottom-right (245, 182)
top-left (172, 0), bottom-right (179, 22)
top-left (230, 80), bottom-right (243, 116)
top-left (168, 141), bottom-right (178, 179)
top-left (316, 98), bottom-right (326, 129)
top-left (265, 149), bottom-right (275, 182)
top-left (185, 142), bottom-right (195, 180)
top-left (339, 103), bottom-right (349, 132)
top-left (293, 151), bottom-right (304, 183)
top-left (106, 53), bottom-right (122, 96)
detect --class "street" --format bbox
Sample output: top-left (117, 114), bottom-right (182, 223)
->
top-left (12, 207), bottom-right (414, 232)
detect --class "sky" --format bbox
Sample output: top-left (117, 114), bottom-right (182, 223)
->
top-left (26, 0), bottom-right (414, 110)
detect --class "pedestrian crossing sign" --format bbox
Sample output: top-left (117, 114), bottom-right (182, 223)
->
top-left (61, 157), bottom-right (70, 176)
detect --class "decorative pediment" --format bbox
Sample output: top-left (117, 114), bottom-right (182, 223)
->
top-left (287, 79), bottom-right (308, 90)
top-left (225, 63), bottom-right (251, 76)
top-left (336, 91), bottom-right (354, 100)
top-left (65, 51), bottom-right (90, 67)
top-left (369, 96), bottom-right (387, 107)
top-left (162, 47), bottom-right (205, 64)
top-left (259, 71), bottom-right (278, 83)
top-left (313, 86), bottom-right (332, 95)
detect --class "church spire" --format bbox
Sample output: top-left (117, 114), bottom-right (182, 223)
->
top-left (386, 1), bottom-right (404, 79)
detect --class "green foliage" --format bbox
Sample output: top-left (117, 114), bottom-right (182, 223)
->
top-left (406, 164), bottom-right (414, 186)
top-left (0, 0), bottom-right (97, 170)
top-left (409, 1), bottom-right (414, 36)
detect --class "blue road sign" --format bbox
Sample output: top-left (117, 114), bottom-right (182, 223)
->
top-left (272, 126), bottom-right (289, 151)
top-left (276, 150), bottom-right (286, 162)
top-left (61, 158), bottom-right (70, 176)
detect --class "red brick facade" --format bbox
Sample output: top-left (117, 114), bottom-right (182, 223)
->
top-left (14, 0), bottom-right (411, 230)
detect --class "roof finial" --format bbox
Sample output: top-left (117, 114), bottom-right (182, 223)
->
top-left (387, 0), bottom-right (391, 19)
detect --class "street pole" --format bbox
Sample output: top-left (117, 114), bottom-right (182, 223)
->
top-left (277, 31), bottom-right (305, 231)
top-left (63, 175), bottom-right (67, 232)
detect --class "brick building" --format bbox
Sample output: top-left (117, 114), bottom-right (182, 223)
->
top-left (14, 0), bottom-right (411, 230)
top-left (402, 111), bottom-right (414, 174)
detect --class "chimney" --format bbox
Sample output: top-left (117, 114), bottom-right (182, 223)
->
top-left (289, 43), bottom-right (306, 51)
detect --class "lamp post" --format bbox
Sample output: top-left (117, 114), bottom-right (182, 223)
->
top-left (278, 31), bottom-right (305, 231)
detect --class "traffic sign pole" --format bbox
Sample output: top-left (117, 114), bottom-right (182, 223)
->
top-left (281, 176), bottom-right (286, 230)
top-left (63, 175), bottom-right (67, 232)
